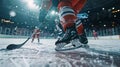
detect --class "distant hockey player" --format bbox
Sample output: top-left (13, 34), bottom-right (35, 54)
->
top-left (31, 26), bottom-right (40, 43)
top-left (93, 30), bottom-right (98, 40)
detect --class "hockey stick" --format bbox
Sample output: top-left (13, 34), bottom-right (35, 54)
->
top-left (6, 37), bottom-right (31, 50)
top-left (6, 24), bottom-right (41, 50)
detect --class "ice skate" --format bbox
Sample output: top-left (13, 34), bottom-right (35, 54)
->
top-left (55, 24), bottom-right (82, 51)
top-left (78, 30), bottom-right (89, 48)
top-left (78, 30), bottom-right (88, 44)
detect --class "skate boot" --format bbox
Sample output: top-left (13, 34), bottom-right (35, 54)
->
top-left (55, 24), bottom-right (82, 50)
top-left (78, 30), bottom-right (88, 44)
top-left (78, 30), bottom-right (89, 48)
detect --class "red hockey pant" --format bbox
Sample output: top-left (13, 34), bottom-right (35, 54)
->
top-left (58, 0), bottom-right (87, 35)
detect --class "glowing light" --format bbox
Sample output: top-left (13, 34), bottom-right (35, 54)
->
top-left (104, 24), bottom-right (106, 27)
top-left (22, 0), bottom-right (39, 9)
top-left (112, 7), bottom-right (115, 10)
top-left (27, 0), bottom-right (35, 9)
top-left (51, 10), bottom-right (55, 15)
top-left (21, 0), bottom-right (29, 3)
top-left (15, 6), bottom-right (18, 8)
top-left (9, 11), bottom-right (16, 17)
top-left (55, 12), bottom-right (58, 15)
top-left (88, 11), bottom-right (90, 13)
top-left (91, 25), bottom-right (94, 27)
top-left (102, 8), bottom-right (105, 10)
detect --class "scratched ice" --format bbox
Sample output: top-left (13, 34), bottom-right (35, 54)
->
top-left (0, 38), bottom-right (120, 67)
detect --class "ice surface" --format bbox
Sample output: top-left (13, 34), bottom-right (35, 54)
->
top-left (0, 38), bottom-right (120, 67)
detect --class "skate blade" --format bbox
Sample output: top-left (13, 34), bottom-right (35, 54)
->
top-left (71, 39), bottom-right (82, 47)
top-left (55, 39), bottom-right (83, 51)
top-left (55, 45), bottom-right (82, 51)
top-left (72, 39), bottom-right (89, 48)
top-left (55, 43), bottom-right (67, 49)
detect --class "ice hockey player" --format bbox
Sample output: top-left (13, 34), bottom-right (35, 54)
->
top-left (53, 0), bottom-right (88, 50)
top-left (39, 0), bottom-right (88, 50)
top-left (93, 30), bottom-right (99, 40)
top-left (31, 26), bottom-right (40, 43)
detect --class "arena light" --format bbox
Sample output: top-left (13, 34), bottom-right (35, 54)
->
top-left (9, 11), bottom-right (16, 17)
top-left (104, 24), bottom-right (106, 27)
top-left (51, 10), bottom-right (56, 15)
top-left (22, 0), bottom-right (39, 9)
top-left (21, 0), bottom-right (28, 3)
top-left (27, 0), bottom-right (36, 9)
top-left (55, 12), bottom-right (59, 15)
top-left (112, 7), bottom-right (115, 10)
top-left (91, 25), bottom-right (94, 27)
top-left (102, 8), bottom-right (105, 10)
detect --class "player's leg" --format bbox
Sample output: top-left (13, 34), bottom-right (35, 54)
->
top-left (73, 0), bottom-right (88, 44)
top-left (75, 19), bottom-right (88, 44)
top-left (73, 0), bottom-right (87, 14)
top-left (31, 34), bottom-right (35, 43)
top-left (37, 34), bottom-right (40, 43)
top-left (55, 19), bottom-right (65, 38)
top-left (55, 0), bottom-right (81, 48)
top-left (55, 18), bottom-right (88, 44)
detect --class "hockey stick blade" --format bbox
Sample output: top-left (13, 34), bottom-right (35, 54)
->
top-left (6, 37), bottom-right (30, 50)
top-left (6, 44), bottom-right (22, 50)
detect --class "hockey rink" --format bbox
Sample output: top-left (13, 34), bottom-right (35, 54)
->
top-left (0, 38), bottom-right (120, 67)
